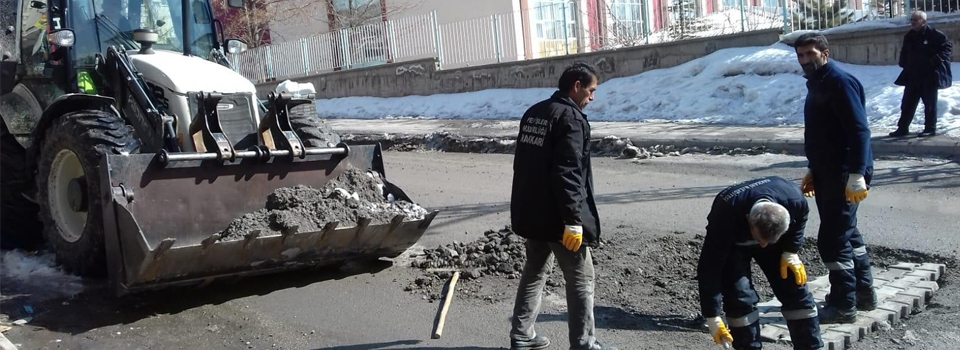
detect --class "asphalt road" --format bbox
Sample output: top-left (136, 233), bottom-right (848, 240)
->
top-left (2, 151), bottom-right (958, 350)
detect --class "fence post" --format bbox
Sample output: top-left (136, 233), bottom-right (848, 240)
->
top-left (492, 14), bottom-right (503, 63)
top-left (265, 45), bottom-right (275, 81)
top-left (781, 0), bottom-right (790, 33)
top-left (906, 0), bottom-right (912, 15)
top-left (387, 20), bottom-right (398, 62)
top-left (740, 0), bottom-right (746, 32)
top-left (300, 38), bottom-right (309, 75)
top-left (562, 1), bottom-right (570, 55)
top-left (431, 10), bottom-right (444, 68)
top-left (340, 29), bottom-right (352, 70)
top-left (641, 0), bottom-right (650, 44)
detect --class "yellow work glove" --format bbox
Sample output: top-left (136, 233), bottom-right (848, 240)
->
top-left (562, 225), bottom-right (583, 252)
top-left (845, 173), bottom-right (868, 204)
top-left (780, 252), bottom-right (807, 285)
top-left (706, 316), bottom-right (733, 347)
top-left (800, 171), bottom-right (815, 197)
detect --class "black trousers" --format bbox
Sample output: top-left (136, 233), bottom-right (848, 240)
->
top-left (898, 83), bottom-right (939, 131)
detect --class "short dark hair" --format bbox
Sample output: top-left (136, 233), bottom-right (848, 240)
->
top-left (793, 33), bottom-right (829, 52)
top-left (558, 62), bottom-right (598, 92)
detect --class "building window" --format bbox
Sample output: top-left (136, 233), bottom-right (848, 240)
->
top-left (532, 0), bottom-right (576, 40)
top-left (608, 0), bottom-right (644, 38)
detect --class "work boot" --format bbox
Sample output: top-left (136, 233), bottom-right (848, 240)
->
top-left (825, 288), bottom-right (878, 311)
top-left (888, 129), bottom-right (909, 137)
top-left (511, 335), bottom-right (550, 350)
top-left (819, 305), bottom-right (857, 324)
top-left (856, 288), bottom-right (878, 311)
top-left (918, 128), bottom-right (937, 137)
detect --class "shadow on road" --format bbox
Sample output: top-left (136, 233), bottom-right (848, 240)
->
top-left (538, 306), bottom-right (701, 333)
top-left (0, 259), bottom-right (394, 335)
top-left (426, 184), bottom-right (726, 233)
top-left (312, 340), bottom-right (505, 350)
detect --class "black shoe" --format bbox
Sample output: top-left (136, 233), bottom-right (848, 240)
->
top-left (918, 129), bottom-right (937, 137)
top-left (857, 288), bottom-right (878, 311)
top-left (889, 129), bottom-right (909, 137)
top-left (819, 305), bottom-right (857, 324)
top-left (825, 288), bottom-right (878, 311)
top-left (511, 335), bottom-right (550, 350)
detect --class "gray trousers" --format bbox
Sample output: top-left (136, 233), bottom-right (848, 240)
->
top-left (510, 239), bottom-right (596, 349)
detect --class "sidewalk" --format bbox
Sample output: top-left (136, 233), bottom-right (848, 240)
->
top-left (326, 119), bottom-right (960, 158)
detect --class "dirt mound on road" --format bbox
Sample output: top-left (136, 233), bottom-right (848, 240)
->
top-left (406, 227), bottom-right (956, 321)
top-left (218, 169), bottom-right (428, 241)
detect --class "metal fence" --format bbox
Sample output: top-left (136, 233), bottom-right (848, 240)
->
top-left (229, 0), bottom-right (958, 83)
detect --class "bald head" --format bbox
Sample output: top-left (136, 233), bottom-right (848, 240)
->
top-left (911, 11), bottom-right (927, 32)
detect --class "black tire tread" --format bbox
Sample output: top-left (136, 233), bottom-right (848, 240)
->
top-left (37, 109), bottom-right (139, 276)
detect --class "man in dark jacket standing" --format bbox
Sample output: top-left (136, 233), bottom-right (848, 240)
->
top-left (698, 176), bottom-right (821, 350)
top-left (795, 33), bottom-right (877, 324)
top-left (509, 62), bottom-right (614, 350)
top-left (890, 11), bottom-right (953, 137)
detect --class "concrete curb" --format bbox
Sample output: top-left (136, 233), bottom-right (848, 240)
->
top-left (342, 131), bottom-right (959, 159)
top-left (628, 137), bottom-right (960, 159)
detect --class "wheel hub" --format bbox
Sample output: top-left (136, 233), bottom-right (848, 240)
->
top-left (67, 177), bottom-right (88, 212)
top-left (50, 149), bottom-right (87, 243)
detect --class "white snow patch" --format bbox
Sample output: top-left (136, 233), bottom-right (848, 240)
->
top-left (1, 250), bottom-right (84, 298)
top-left (316, 42), bottom-right (960, 137)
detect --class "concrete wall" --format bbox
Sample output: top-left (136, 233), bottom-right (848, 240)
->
top-left (826, 20), bottom-right (960, 66)
top-left (256, 28), bottom-right (781, 99)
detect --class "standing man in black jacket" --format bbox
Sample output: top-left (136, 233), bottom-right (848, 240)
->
top-left (890, 11), bottom-right (954, 137)
top-left (509, 62), bottom-right (615, 350)
top-left (698, 176), bottom-right (821, 350)
top-left (795, 33), bottom-right (878, 324)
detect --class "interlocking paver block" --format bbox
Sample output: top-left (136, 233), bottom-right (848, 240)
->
top-left (917, 263), bottom-right (946, 280)
top-left (907, 270), bottom-right (937, 280)
top-left (863, 308), bottom-right (898, 327)
top-left (877, 300), bottom-right (906, 319)
top-left (914, 281), bottom-right (940, 293)
top-left (888, 262), bottom-right (920, 271)
top-left (873, 268), bottom-right (911, 282)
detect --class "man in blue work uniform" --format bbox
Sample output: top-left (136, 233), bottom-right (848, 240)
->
top-left (698, 176), bottom-right (822, 350)
top-left (794, 33), bottom-right (877, 324)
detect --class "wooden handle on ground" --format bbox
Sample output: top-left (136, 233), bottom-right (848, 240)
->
top-left (431, 271), bottom-right (460, 339)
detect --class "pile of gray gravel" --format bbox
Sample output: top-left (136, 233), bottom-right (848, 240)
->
top-left (217, 169), bottom-right (428, 241)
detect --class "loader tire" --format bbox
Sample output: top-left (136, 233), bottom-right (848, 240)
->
top-left (37, 109), bottom-right (140, 276)
top-left (288, 113), bottom-right (341, 148)
top-left (1, 120), bottom-right (43, 250)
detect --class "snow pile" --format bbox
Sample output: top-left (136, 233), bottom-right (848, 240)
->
top-left (315, 43), bottom-right (960, 137)
top-left (0, 250), bottom-right (85, 298)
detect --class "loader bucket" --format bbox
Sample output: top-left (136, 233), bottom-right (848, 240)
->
top-left (98, 144), bottom-right (437, 294)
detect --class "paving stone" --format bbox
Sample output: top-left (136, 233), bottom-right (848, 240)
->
top-left (877, 300), bottom-right (907, 320)
top-left (888, 262), bottom-right (921, 271)
top-left (760, 323), bottom-right (790, 342)
top-left (873, 268), bottom-right (911, 282)
top-left (863, 308), bottom-right (898, 327)
top-left (832, 323), bottom-right (868, 342)
top-left (916, 263), bottom-right (946, 280)
top-left (758, 261), bottom-right (945, 349)
top-left (907, 269), bottom-right (938, 280)
top-left (820, 332), bottom-right (846, 350)
top-left (822, 329), bottom-right (851, 350)
top-left (913, 281), bottom-right (940, 293)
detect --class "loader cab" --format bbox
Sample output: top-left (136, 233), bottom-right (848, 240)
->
top-left (16, 0), bottom-right (231, 95)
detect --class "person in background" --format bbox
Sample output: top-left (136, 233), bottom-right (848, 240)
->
top-left (890, 11), bottom-right (953, 138)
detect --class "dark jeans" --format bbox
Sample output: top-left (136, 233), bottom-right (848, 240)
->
top-left (511, 240), bottom-right (596, 349)
top-left (898, 83), bottom-right (939, 131)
